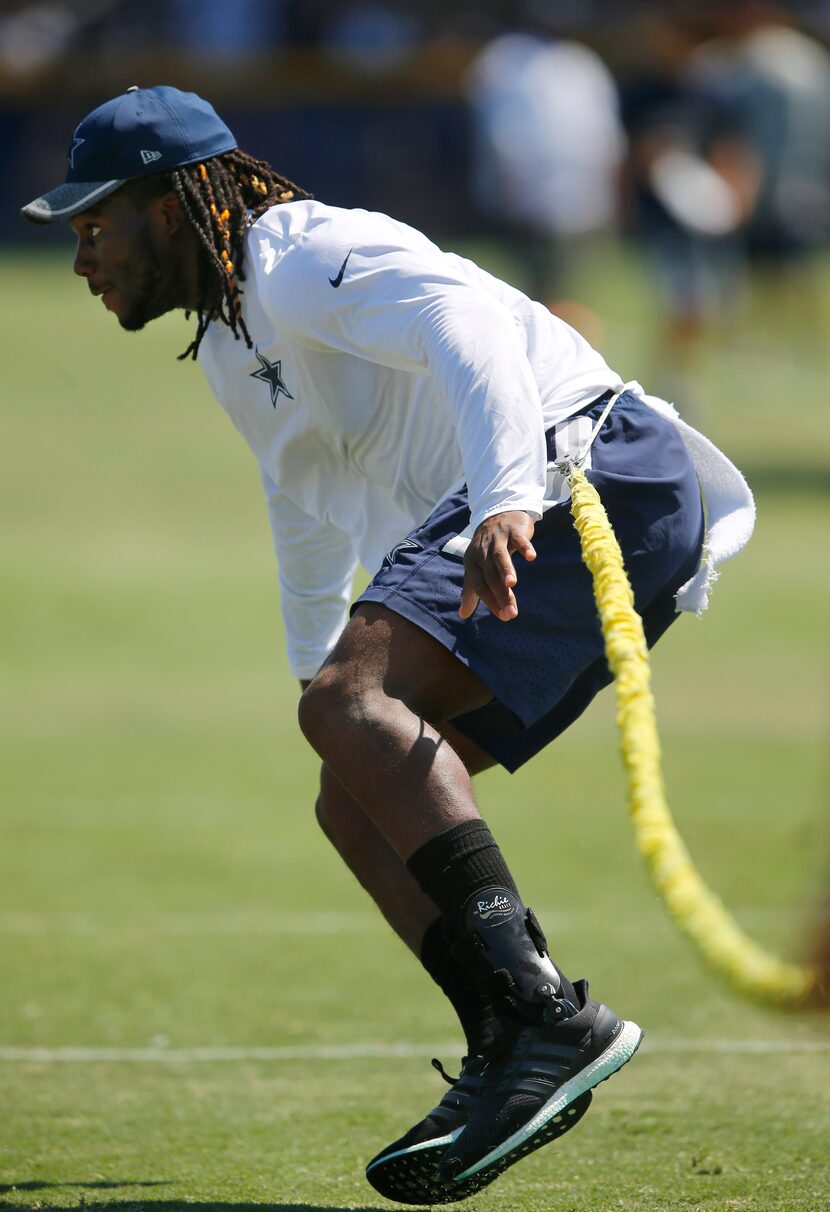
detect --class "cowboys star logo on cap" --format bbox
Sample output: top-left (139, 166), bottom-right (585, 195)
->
top-left (68, 136), bottom-right (84, 169)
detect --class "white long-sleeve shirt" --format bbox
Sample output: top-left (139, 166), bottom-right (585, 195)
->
top-left (198, 199), bottom-right (620, 679)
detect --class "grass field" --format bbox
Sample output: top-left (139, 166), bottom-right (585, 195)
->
top-left (1, 244), bottom-right (829, 1212)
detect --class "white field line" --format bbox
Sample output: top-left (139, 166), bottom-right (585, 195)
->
top-left (0, 1039), bottom-right (828, 1064)
top-left (0, 907), bottom-right (804, 935)
top-left (0, 910), bottom-right (387, 936)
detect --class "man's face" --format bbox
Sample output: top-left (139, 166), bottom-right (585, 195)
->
top-left (70, 191), bottom-right (187, 331)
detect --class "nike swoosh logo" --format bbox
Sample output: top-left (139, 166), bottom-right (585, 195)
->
top-left (329, 249), bottom-right (353, 288)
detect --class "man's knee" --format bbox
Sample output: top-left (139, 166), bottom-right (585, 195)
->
top-left (297, 664), bottom-right (373, 755)
top-left (297, 674), bottom-right (325, 747)
top-left (301, 606), bottom-right (494, 741)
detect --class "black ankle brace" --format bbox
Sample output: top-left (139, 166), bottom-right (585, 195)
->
top-left (420, 917), bottom-right (494, 1055)
top-left (456, 886), bottom-right (578, 1022)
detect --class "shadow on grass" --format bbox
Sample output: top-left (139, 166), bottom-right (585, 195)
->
top-left (0, 1201), bottom-right (390, 1212)
top-left (0, 1185), bottom-right (171, 1194)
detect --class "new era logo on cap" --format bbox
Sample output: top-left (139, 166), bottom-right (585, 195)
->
top-left (140, 149), bottom-right (162, 165)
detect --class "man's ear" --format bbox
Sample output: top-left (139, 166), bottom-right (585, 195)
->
top-left (154, 190), bottom-right (186, 236)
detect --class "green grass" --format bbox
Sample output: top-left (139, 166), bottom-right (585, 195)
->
top-left (1, 245), bottom-right (829, 1212)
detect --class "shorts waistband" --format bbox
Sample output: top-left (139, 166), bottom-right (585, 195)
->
top-left (571, 387), bottom-right (617, 418)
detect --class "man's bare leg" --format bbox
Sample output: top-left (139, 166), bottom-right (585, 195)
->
top-left (301, 602), bottom-right (640, 1199)
top-left (314, 723), bottom-right (495, 954)
top-left (299, 604), bottom-right (495, 860)
top-left (299, 601), bottom-right (567, 1047)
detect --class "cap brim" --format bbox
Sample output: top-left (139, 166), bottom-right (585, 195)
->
top-left (21, 178), bottom-right (126, 224)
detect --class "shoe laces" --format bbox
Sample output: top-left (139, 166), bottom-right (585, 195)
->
top-left (431, 1056), bottom-right (461, 1086)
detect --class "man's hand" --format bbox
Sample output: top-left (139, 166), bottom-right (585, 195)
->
top-left (459, 510), bottom-right (536, 622)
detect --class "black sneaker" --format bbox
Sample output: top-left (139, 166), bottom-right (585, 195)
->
top-left (365, 1055), bottom-right (485, 1205)
top-left (438, 979), bottom-right (643, 1189)
top-left (366, 1055), bottom-right (592, 1205)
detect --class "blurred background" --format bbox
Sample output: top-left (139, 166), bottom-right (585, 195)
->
top-left (4, 0), bottom-right (830, 418)
top-left (1, 3), bottom-right (829, 1205)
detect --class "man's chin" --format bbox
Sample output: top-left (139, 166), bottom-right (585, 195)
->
top-left (105, 293), bottom-right (151, 331)
top-left (118, 313), bottom-right (151, 332)
top-left (118, 303), bottom-right (171, 332)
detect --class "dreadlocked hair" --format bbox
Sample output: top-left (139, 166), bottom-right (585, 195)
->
top-left (130, 150), bottom-right (312, 361)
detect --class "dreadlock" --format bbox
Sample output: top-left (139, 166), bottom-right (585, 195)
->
top-left (127, 150), bottom-right (312, 361)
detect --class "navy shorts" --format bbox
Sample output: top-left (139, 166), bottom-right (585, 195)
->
top-left (356, 391), bottom-right (704, 773)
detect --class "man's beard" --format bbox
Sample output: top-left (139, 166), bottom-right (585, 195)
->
top-left (118, 223), bottom-right (185, 332)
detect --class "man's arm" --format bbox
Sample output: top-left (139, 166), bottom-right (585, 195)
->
top-left (270, 227), bottom-right (548, 531)
top-left (260, 467), bottom-right (358, 680)
top-left (269, 228), bottom-right (549, 620)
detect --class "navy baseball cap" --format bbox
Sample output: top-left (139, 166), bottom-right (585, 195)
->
top-left (21, 85), bottom-right (237, 224)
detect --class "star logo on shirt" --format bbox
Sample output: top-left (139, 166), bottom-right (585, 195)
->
top-left (250, 348), bottom-right (293, 408)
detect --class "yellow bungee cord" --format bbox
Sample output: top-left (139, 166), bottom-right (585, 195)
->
top-left (563, 460), bottom-right (821, 1008)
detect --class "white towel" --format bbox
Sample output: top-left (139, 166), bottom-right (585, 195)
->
top-left (634, 388), bottom-right (756, 614)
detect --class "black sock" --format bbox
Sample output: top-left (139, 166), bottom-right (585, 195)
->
top-left (407, 820), bottom-right (518, 938)
top-left (420, 917), bottom-right (496, 1055)
top-left (409, 820), bottom-right (578, 1011)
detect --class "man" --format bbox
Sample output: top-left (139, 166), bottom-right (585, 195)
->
top-left (22, 85), bottom-right (752, 1204)
top-left (465, 16), bottom-right (625, 307)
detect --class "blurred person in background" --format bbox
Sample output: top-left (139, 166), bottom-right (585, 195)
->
top-left (0, 0), bottom-right (157, 75)
top-left (621, 7), bottom-right (758, 415)
top-left (684, 0), bottom-right (830, 1008)
top-left (465, 0), bottom-right (626, 341)
top-left (686, 2), bottom-right (830, 336)
top-left (622, 2), bottom-right (830, 415)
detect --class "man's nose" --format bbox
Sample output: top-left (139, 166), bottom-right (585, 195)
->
top-left (73, 241), bottom-right (94, 278)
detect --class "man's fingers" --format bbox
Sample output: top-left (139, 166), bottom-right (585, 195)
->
top-left (499, 587), bottom-right (518, 620)
top-left (460, 558), bottom-right (488, 618)
top-left (460, 512), bottom-right (536, 621)
top-left (513, 534), bottom-right (537, 562)
top-left (458, 578), bottom-right (479, 620)
top-left (460, 564), bottom-right (518, 621)
top-left (490, 546), bottom-right (517, 588)
top-left (486, 562), bottom-right (518, 616)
